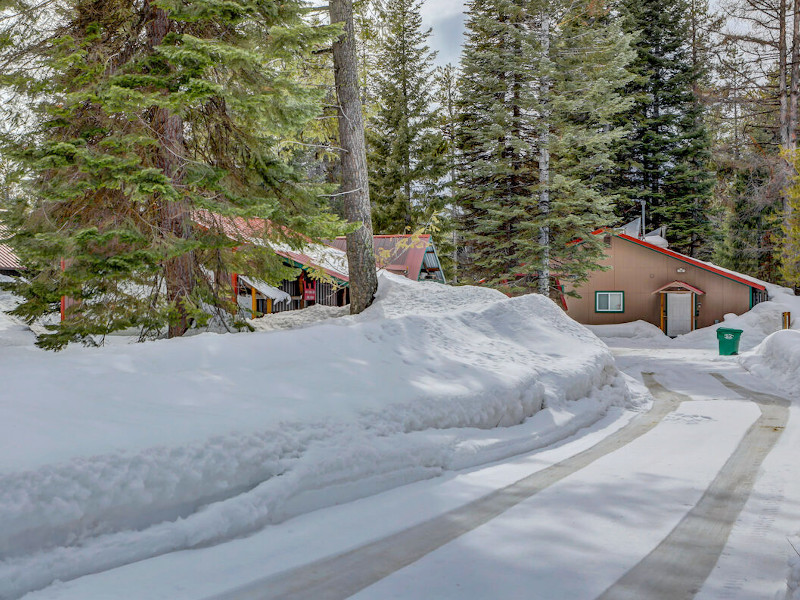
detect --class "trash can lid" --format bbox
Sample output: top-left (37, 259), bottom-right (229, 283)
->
top-left (716, 328), bottom-right (744, 341)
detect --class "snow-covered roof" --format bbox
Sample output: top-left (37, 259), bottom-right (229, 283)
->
top-left (193, 210), bottom-right (349, 283)
top-left (238, 276), bottom-right (291, 304)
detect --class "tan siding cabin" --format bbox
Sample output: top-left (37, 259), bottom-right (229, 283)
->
top-left (564, 233), bottom-right (768, 336)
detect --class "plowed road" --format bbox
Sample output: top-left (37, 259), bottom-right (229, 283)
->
top-left (208, 353), bottom-right (792, 600)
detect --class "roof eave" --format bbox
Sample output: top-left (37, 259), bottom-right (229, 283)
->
top-left (615, 234), bottom-right (767, 291)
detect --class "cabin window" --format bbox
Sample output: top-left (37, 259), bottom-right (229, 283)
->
top-left (751, 288), bottom-right (768, 308)
top-left (595, 291), bottom-right (624, 313)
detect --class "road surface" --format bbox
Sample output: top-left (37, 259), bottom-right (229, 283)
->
top-left (207, 353), bottom-right (791, 600)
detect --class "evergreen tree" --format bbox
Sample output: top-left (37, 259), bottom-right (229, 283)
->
top-left (613, 0), bottom-right (715, 256)
top-left (0, 0), bottom-right (341, 348)
top-left (709, 49), bottom-right (783, 282)
top-left (433, 63), bottom-right (461, 281)
top-left (456, 0), bottom-right (635, 294)
top-left (367, 0), bottom-right (447, 235)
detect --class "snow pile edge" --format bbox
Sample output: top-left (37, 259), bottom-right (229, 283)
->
top-left (0, 274), bottom-right (635, 599)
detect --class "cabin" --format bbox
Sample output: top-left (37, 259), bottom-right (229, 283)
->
top-left (5, 212), bottom-right (446, 320)
top-left (232, 244), bottom-right (350, 316)
top-left (329, 234), bottom-right (446, 283)
top-left (564, 232), bottom-right (768, 336)
top-left (234, 234), bottom-right (447, 317)
top-left (192, 211), bottom-right (352, 317)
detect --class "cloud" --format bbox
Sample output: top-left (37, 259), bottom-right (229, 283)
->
top-left (420, 0), bottom-right (466, 22)
top-left (426, 10), bottom-right (466, 67)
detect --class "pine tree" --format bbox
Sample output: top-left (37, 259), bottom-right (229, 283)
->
top-left (613, 0), bottom-right (715, 256)
top-left (367, 0), bottom-right (447, 235)
top-left (457, 0), bottom-right (635, 294)
top-left (709, 48), bottom-right (783, 282)
top-left (0, 0), bottom-right (341, 348)
top-left (433, 63), bottom-right (461, 281)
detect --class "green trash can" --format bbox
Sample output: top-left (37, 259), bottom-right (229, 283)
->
top-left (716, 327), bottom-right (744, 356)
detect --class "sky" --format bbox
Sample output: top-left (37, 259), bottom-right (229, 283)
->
top-left (420, 0), bottom-right (466, 67)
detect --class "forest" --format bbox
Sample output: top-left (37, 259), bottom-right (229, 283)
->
top-left (0, 0), bottom-right (799, 347)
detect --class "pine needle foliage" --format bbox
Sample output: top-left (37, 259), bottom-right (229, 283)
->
top-left (783, 151), bottom-right (800, 287)
top-left (366, 0), bottom-right (448, 236)
top-left (456, 0), bottom-right (635, 295)
top-left (612, 0), bottom-right (715, 256)
top-left (0, 0), bottom-right (343, 349)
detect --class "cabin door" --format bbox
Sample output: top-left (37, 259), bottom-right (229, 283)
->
top-left (666, 293), bottom-right (692, 336)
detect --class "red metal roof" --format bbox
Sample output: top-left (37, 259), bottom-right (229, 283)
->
top-left (651, 280), bottom-right (706, 295)
top-left (616, 234), bottom-right (767, 291)
top-left (0, 225), bottom-right (21, 270)
top-left (330, 235), bottom-right (431, 281)
top-left (193, 210), bottom-right (348, 283)
top-left (0, 244), bottom-right (20, 270)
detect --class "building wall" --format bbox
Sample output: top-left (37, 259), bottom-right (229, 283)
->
top-left (565, 236), bottom-right (753, 328)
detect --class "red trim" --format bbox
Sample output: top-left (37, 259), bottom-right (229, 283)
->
top-left (555, 277), bottom-right (568, 310)
top-left (651, 280), bottom-right (706, 295)
top-left (60, 258), bottom-right (66, 322)
top-left (616, 234), bottom-right (767, 291)
top-left (231, 273), bottom-right (239, 304)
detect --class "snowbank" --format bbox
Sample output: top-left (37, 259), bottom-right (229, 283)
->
top-left (249, 303), bottom-right (348, 332)
top-left (739, 330), bottom-right (800, 396)
top-left (673, 282), bottom-right (800, 352)
top-left (0, 275), bottom-right (35, 347)
top-left (675, 301), bottom-right (789, 351)
top-left (0, 273), bottom-right (636, 599)
top-left (586, 320), bottom-right (669, 341)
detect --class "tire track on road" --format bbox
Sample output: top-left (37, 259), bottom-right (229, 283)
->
top-left (206, 374), bottom-right (680, 600)
top-left (597, 373), bottom-right (789, 600)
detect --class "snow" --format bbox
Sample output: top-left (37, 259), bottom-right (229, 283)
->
top-left (603, 349), bottom-right (799, 600)
top-left (740, 330), bottom-right (800, 395)
top-left (0, 272), bottom-right (635, 599)
top-left (0, 275), bottom-right (35, 347)
top-left (350, 399), bottom-right (760, 600)
top-left (18, 406), bottom-right (643, 600)
top-left (236, 276), bottom-right (291, 305)
top-left (249, 303), bottom-right (349, 331)
top-left (586, 320), bottom-right (668, 341)
top-left (643, 234), bottom-right (669, 248)
top-left (273, 240), bottom-right (349, 279)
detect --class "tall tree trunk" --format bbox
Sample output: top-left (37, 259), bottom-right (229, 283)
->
top-left (788, 0), bottom-right (800, 199)
top-left (147, 3), bottom-right (194, 337)
top-left (779, 0), bottom-right (789, 151)
top-left (330, 0), bottom-right (378, 314)
top-left (538, 12), bottom-right (551, 297)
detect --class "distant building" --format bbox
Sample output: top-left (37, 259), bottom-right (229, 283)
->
top-left (206, 214), bottom-right (446, 317)
top-left (2, 213), bottom-right (447, 318)
top-left (329, 234), bottom-right (446, 284)
top-left (564, 232), bottom-right (768, 336)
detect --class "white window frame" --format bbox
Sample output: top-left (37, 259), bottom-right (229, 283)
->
top-left (595, 291), bottom-right (624, 313)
